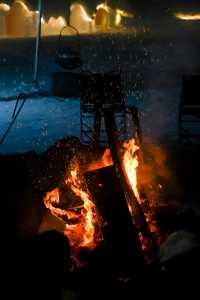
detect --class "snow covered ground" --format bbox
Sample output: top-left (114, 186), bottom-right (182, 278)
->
top-left (0, 29), bottom-right (199, 154)
top-left (0, 88), bottom-right (180, 154)
top-left (0, 97), bottom-right (80, 153)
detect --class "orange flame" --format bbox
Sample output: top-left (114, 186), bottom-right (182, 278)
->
top-left (82, 148), bottom-right (113, 173)
top-left (44, 137), bottom-right (162, 264)
top-left (64, 162), bottom-right (97, 248)
top-left (44, 159), bottom-right (102, 257)
top-left (122, 138), bottom-right (161, 248)
top-left (122, 138), bottom-right (141, 204)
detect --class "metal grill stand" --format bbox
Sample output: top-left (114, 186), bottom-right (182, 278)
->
top-left (80, 72), bottom-right (127, 145)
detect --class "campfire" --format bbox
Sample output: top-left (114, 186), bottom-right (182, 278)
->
top-left (43, 135), bottom-right (162, 267)
top-left (10, 134), bottom-right (200, 300)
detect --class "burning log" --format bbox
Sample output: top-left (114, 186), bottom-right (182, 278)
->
top-left (84, 165), bottom-right (145, 271)
top-left (40, 132), bottom-right (159, 264)
top-left (104, 108), bottom-right (158, 256)
top-left (104, 109), bottom-right (148, 230)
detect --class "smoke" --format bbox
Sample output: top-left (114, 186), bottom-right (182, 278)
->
top-left (138, 143), bottom-right (182, 208)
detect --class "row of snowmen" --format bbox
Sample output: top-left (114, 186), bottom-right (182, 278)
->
top-left (0, 1), bottom-right (131, 38)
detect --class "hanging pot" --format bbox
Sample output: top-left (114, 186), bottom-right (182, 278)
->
top-left (56, 25), bottom-right (82, 70)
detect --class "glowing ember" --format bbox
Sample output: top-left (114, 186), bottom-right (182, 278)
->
top-left (44, 159), bottom-right (102, 256)
top-left (175, 12), bottom-right (200, 21)
top-left (82, 148), bottom-right (113, 173)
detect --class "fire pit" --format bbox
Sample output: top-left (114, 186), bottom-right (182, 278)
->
top-left (42, 130), bottom-right (162, 268)
top-left (3, 133), bottom-right (199, 299)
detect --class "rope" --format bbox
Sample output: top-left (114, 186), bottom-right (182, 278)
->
top-left (0, 93), bottom-right (27, 145)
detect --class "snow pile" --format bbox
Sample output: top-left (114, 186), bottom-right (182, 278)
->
top-left (0, 3), bottom-right (10, 36)
top-left (5, 0), bottom-right (37, 37)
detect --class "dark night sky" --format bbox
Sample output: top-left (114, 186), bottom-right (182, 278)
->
top-left (5, 1), bottom-right (200, 17)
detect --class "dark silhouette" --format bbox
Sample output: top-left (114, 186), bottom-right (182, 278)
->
top-left (16, 230), bottom-right (71, 300)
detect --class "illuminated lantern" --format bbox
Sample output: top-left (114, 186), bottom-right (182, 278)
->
top-left (69, 4), bottom-right (93, 34)
top-left (42, 16), bottom-right (66, 36)
top-left (0, 3), bottom-right (10, 36)
top-left (5, 0), bottom-right (36, 37)
top-left (95, 5), bottom-right (110, 31)
top-left (95, 3), bottom-right (134, 31)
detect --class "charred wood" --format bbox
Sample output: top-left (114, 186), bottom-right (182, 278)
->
top-left (84, 165), bottom-right (145, 272)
